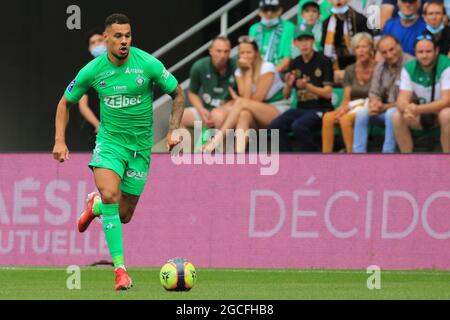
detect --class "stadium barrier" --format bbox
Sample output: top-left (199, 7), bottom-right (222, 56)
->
top-left (1, 153), bottom-right (450, 269)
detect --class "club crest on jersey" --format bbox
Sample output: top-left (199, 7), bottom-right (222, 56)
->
top-left (100, 80), bottom-right (107, 88)
top-left (67, 79), bottom-right (76, 93)
top-left (136, 75), bottom-right (145, 86)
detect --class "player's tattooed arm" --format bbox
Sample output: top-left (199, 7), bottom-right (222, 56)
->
top-left (166, 85), bottom-right (185, 151)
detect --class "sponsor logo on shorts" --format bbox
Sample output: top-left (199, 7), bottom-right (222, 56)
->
top-left (126, 170), bottom-right (147, 181)
top-left (103, 95), bottom-right (142, 108)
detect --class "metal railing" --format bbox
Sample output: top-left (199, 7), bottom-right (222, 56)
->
top-left (151, 2), bottom-right (299, 146)
top-left (153, 0), bottom-right (245, 58)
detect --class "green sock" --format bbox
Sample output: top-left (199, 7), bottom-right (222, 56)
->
top-left (102, 204), bottom-right (125, 269)
top-left (92, 197), bottom-right (103, 216)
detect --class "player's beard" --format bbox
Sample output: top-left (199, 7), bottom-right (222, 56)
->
top-left (113, 51), bottom-right (129, 60)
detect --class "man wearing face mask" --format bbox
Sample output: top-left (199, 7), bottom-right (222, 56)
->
top-left (322, 0), bottom-right (372, 84)
top-left (383, 0), bottom-right (427, 56)
top-left (78, 29), bottom-right (107, 148)
top-left (423, 0), bottom-right (450, 56)
top-left (249, 0), bottom-right (296, 73)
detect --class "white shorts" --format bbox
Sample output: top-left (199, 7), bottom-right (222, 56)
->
top-left (185, 107), bottom-right (202, 121)
top-left (270, 100), bottom-right (291, 115)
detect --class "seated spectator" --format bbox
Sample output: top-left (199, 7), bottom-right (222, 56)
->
top-left (381, 0), bottom-right (430, 29)
top-left (353, 35), bottom-right (413, 153)
top-left (249, 0), bottom-right (296, 73)
top-left (423, 0), bottom-right (450, 56)
top-left (182, 37), bottom-right (236, 131)
top-left (322, 0), bottom-right (372, 84)
top-left (204, 36), bottom-right (290, 153)
top-left (269, 31), bottom-right (334, 152)
top-left (294, 0), bottom-right (323, 56)
top-left (322, 32), bottom-right (376, 153)
top-left (393, 34), bottom-right (450, 152)
top-left (383, 0), bottom-right (427, 56)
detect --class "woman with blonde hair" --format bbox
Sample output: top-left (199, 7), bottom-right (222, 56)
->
top-left (204, 36), bottom-right (290, 153)
top-left (322, 32), bottom-right (376, 153)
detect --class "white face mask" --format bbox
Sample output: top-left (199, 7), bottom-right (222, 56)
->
top-left (90, 44), bottom-right (107, 58)
top-left (261, 17), bottom-right (280, 27)
top-left (331, 4), bottom-right (350, 15)
top-left (426, 24), bottom-right (445, 34)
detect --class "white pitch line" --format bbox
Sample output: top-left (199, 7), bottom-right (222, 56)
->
top-left (0, 267), bottom-right (449, 276)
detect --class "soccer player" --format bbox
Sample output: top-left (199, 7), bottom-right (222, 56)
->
top-left (52, 14), bottom-right (184, 290)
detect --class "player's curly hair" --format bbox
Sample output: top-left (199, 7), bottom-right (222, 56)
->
top-left (105, 13), bottom-right (130, 28)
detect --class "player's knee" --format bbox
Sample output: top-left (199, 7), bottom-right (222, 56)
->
top-left (99, 189), bottom-right (120, 204)
top-left (120, 214), bottom-right (133, 224)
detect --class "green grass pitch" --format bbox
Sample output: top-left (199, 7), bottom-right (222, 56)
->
top-left (1, 267), bottom-right (450, 300)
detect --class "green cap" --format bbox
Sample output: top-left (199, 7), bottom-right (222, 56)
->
top-left (295, 30), bottom-right (315, 40)
top-left (301, 0), bottom-right (320, 11)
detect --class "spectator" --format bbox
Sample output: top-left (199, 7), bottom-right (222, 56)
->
top-left (322, 32), bottom-right (376, 153)
top-left (294, 0), bottom-right (324, 56)
top-left (182, 37), bottom-right (236, 131)
top-left (353, 35), bottom-right (413, 153)
top-left (249, 0), bottom-right (296, 73)
top-left (78, 28), bottom-right (106, 148)
top-left (445, 0), bottom-right (450, 22)
top-left (298, 0), bottom-right (332, 23)
top-left (204, 36), bottom-right (290, 153)
top-left (383, 0), bottom-right (427, 56)
top-left (423, 0), bottom-right (450, 56)
top-left (269, 31), bottom-right (334, 152)
top-left (393, 34), bottom-right (450, 152)
top-left (297, 0), bottom-right (374, 24)
top-left (322, 0), bottom-right (372, 84)
top-left (381, 0), bottom-right (430, 29)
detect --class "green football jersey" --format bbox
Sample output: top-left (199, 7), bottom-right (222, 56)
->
top-left (400, 55), bottom-right (450, 104)
top-left (65, 47), bottom-right (178, 151)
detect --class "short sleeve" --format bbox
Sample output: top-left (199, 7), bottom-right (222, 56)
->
top-left (189, 62), bottom-right (202, 94)
top-left (322, 57), bottom-right (334, 86)
top-left (64, 67), bottom-right (93, 104)
top-left (147, 57), bottom-right (178, 95)
top-left (441, 67), bottom-right (450, 91)
top-left (343, 65), bottom-right (354, 88)
top-left (261, 62), bottom-right (277, 75)
top-left (399, 68), bottom-right (413, 91)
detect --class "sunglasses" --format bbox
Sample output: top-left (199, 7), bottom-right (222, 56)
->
top-left (238, 36), bottom-right (256, 44)
top-left (416, 34), bottom-right (434, 41)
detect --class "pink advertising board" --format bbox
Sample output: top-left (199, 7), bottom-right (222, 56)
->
top-left (0, 153), bottom-right (450, 269)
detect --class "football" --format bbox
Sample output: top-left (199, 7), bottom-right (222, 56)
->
top-left (160, 258), bottom-right (197, 291)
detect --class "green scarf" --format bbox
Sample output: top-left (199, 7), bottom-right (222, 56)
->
top-left (255, 19), bottom-right (284, 65)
